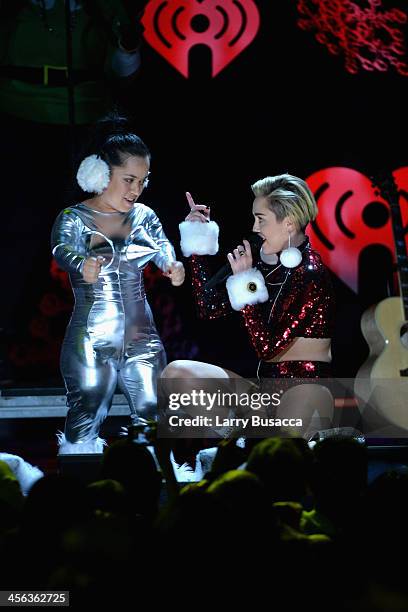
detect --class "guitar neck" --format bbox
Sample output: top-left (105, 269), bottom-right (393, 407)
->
top-left (388, 196), bottom-right (408, 322)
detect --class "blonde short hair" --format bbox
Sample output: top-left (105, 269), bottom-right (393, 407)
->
top-left (251, 173), bottom-right (318, 229)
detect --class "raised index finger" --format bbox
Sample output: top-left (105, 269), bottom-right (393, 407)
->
top-left (186, 191), bottom-right (197, 210)
top-left (243, 239), bottom-right (252, 255)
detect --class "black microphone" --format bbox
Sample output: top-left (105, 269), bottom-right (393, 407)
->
top-left (204, 233), bottom-right (264, 290)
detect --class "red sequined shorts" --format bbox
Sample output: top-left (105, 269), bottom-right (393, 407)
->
top-left (257, 360), bottom-right (333, 398)
top-left (258, 360), bottom-right (333, 379)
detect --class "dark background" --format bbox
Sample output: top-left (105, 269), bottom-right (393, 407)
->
top-left (2, 0), bottom-right (408, 386)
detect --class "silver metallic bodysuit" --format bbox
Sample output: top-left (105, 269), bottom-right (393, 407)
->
top-left (51, 202), bottom-right (176, 444)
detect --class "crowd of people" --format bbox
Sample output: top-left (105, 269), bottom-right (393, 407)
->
top-left (0, 434), bottom-right (406, 609)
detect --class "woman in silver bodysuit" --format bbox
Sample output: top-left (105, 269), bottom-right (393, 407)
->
top-left (51, 115), bottom-right (185, 453)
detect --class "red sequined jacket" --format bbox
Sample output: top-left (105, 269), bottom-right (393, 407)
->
top-left (189, 237), bottom-right (335, 360)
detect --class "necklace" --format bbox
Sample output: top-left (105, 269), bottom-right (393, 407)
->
top-left (260, 247), bottom-right (279, 265)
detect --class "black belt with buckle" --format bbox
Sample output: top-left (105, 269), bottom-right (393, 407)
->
top-left (0, 65), bottom-right (103, 86)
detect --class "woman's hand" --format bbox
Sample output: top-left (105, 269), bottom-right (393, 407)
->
top-left (82, 256), bottom-right (105, 283)
top-left (227, 239), bottom-right (253, 274)
top-left (185, 191), bottom-right (210, 223)
top-left (163, 261), bottom-right (185, 286)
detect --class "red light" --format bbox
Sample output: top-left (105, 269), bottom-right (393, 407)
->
top-left (297, 0), bottom-right (408, 76)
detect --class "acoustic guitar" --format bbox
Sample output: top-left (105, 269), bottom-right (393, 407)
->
top-left (354, 172), bottom-right (408, 432)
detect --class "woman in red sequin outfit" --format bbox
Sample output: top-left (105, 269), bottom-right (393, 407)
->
top-left (162, 174), bottom-right (336, 435)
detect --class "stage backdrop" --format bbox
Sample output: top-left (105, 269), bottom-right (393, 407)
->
top-left (2, 0), bottom-right (408, 384)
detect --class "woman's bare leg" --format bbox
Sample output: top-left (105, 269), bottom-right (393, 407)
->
top-left (160, 360), bottom-right (334, 441)
top-left (160, 360), bottom-right (254, 436)
top-left (275, 383), bottom-right (335, 439)
top-left (161, 359), bottom-right (244, 381)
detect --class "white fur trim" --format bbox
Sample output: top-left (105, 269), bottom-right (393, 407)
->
top-left (56, 432), bottom-right (107, 454)
top-left (197, 447), bottom-right (217, 475)
top-left (0, 452), bottom-right (44, 496)
top-left (170, 451), bottom-right (204, 482)
top-left (226, 268), bottom-right (269, 310)
top-left (76, 154), bottom-right (110, 194)
top-left (179, 220), bottom-right (219, 256)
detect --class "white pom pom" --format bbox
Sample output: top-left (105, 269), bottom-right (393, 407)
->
top-left (76, 154), bottom-right (110, 194)
top-left (280, 247), bottom-right (302, 268)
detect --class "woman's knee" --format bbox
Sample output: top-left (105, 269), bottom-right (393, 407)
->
top-left (161, 360), bottom-right (238, 380)
top-left (161, 360), bottom-right (198, 379)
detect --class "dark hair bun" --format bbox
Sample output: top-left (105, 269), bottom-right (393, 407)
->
top-left (96, 111), bottom-right (132, 138)
top-left (75, 108), bottom-right (150, 177)
top-left (89, 112), bottom-right (133, 151)
top-left (84, 109), bottom-right (134, 157)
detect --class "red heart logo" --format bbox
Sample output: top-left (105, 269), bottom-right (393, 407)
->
top-left (306, 167), bottom-right (408, 293)
top-left (141, 0), bottom-right (260, 77)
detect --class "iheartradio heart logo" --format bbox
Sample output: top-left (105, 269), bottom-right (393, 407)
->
top-left (307, 167), bottom-right (408, 293)
top-left (141, 0), bottom-right (260, 77)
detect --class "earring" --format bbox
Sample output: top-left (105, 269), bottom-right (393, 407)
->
top-left (279, 233), bottom-right (302, 268)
